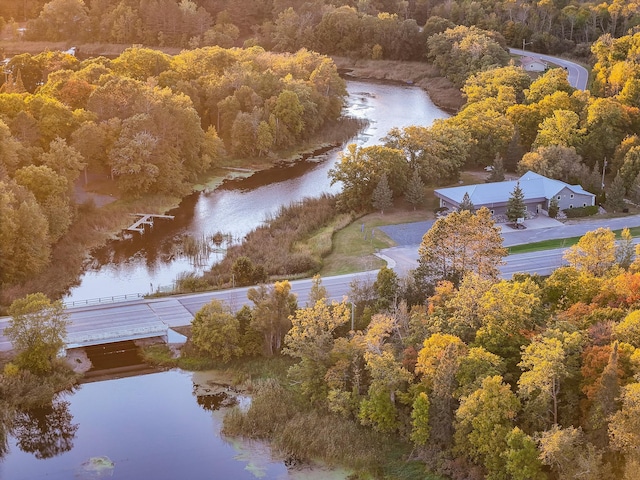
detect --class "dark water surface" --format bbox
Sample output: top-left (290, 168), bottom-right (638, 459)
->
top-left (1, 369), bottom-right (334, 480)
top-left (64, 80), bottom-right (448, 303)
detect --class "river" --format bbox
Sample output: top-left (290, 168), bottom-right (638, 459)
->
top-left (2, 80), bottom-right (448, 478)
top-left (0, 366), bottom-right (349, 480)
top-left (64, 79), bottom-right (448, 304)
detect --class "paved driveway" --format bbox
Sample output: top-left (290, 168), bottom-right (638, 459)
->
top-left (378, 221), bottom-right (433, 246)
top-left (379, 215), bottom-right (564, 248)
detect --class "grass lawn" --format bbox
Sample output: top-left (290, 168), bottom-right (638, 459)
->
top-left (319, 171), bottom-right (496, 276)
top-left (320, 204), bottom-right (430, 276)
top-left (508, 225), bottom-right (640, 254)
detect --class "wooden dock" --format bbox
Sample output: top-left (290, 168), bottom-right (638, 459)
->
top-left (127, 213), bottom-right (175, 233)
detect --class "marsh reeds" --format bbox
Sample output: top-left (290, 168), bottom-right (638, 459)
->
top-left (222, 378), bottom-right (390, 472)
top-left (205, 194), bottom-right (343, 284)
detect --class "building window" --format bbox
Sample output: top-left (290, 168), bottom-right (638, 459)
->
top-left (569, 204), bottom-right (573, 209)
top-left (583, 203), bottom-right (587, 207)
top-left (570, 194), bottom-right (574, 199)
top-left (490, 210), bottom-right (494, 215)
top-left (557, 195), bottom-right (561, 200)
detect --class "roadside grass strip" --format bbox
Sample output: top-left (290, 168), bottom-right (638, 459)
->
top-left (507, 226), bottom-right (640, 254)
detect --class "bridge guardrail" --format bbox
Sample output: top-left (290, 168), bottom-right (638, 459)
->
top-left (64, 293), bottom-right (145, 308)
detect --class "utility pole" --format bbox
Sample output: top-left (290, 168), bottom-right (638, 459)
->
top-left (601, 158), bottom-right (607, 190)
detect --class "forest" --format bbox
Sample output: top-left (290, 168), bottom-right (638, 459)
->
top-left (3, 0), bottom-right (639, 58)
top-left (2, 0), bottom-right (640, 478)
top-left (0, 45), bottom-right (346, 287)
top-left (2, 1), bottom-right (640, 293)
top-left (182, 221), bottom-right (640, 480)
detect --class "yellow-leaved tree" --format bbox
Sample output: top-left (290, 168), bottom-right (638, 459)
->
top-left (563, 227), bottom-right (617, 277)
top-left (283, 299), bottom-right (350, 402)
top-left (416, 207), bottom-right (506, 288)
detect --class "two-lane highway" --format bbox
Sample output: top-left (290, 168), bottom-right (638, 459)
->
top-left (509, 48), bottom-right (589, 90)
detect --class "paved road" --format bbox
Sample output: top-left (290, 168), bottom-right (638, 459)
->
top-left (4, 214), bottom-right (640, 352)
top-left (383, 214), bottom-right (640, 275)
top-left (0, 271), bottom-right (378, 352)
top-left (509, 48), bottom-right (589, 90)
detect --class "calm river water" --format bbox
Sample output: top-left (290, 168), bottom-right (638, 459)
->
top-left (64, 79), bottom-right (448, 303)
top-left (1, 368), bottom-right (348, 480)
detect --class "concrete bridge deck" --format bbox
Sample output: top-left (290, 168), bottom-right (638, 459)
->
top-left (0, 297), bottom-right (197, 352)
top-left (0, 272), bottom-right (365, 353)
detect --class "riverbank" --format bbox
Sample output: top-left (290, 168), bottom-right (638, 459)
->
top-left (0, 118), bottom-right (364, 311)
top-left (332, 57), bottom-right (464, 113)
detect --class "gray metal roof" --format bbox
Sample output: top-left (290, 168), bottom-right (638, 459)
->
top-left (435, 171), bottom-right (595, 206)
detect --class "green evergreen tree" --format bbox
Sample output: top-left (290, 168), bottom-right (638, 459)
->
top-left (506, 182), bottom-right (527, 223)
top-left (630, 170), bottom-right (640, 204)
top-left (373, 266), bottom-right (399, 311)
top-left (372, 173), bottom-right (393, 214)
top-left (606, 172), bottom-right (626, 212)
top-left (548, 197), bottom-right (559, 218)
top-left (487, 154), bottom-right (505, 182)
top-left (458, 192), bottom-right (475, 212)
top-left (405, 168), bottom-right (425, 209)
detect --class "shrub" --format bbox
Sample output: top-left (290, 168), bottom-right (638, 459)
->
top-left (175, 272), bottom-right (212, 293)
top-left (562, 205), bottom-right (599, 218)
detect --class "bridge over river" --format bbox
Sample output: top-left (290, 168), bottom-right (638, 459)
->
top-left (0, 271), bottom-right (373, 353)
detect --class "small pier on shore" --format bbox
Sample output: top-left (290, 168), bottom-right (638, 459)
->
top-left (127, 213), bottom-right (175, 233)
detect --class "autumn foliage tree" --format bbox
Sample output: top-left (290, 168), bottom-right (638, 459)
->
top-left (416, 207), bottom-right (507, 287)
top-left (564, 228), bottom-right (617, 276)
top-left (5, 293), bottom-right (69, 375)
top-left (283, 299), bottom-right (350, 402)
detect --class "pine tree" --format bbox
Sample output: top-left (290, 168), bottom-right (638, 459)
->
top-left (587, 161), bottom-right (604, 193)
top-left (506, 182), bottom-right (526, 223)
top-left (458, 192), bottom-right (475, 212)
top-left (405, 168), bottom-right (425, 210)
top-left (548, 197), bottom-right (559, 218)
top-left (372, 173), bottom-right (393, 214)
top-left (606, 172), bottom-right (625, 212)
top-left (630, 171), bottom-right (640, 204)
top-left (487, 155), bottom-right (505, 182)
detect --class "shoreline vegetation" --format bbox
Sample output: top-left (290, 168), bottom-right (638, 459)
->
top-left (0, 40), bottom-right (461, 309)
top-left (142, 338), bottom-right (433, 479)
top-left (0, 114), bottom-right (366, 308)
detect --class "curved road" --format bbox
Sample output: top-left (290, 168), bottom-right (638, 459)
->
top-left (509, 48), bottom-right (589, 90)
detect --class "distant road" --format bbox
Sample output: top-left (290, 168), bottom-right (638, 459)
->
top-left (509, 48), bottom-right (589, 90)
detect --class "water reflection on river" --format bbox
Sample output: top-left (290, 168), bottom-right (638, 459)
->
top-left (1, 369), bottom-right (347, 480)
top-left (64, 80), bottom-right (448, 303)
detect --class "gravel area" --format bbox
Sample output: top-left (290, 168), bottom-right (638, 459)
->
top-left (378, 221), bottom-right (433, 246)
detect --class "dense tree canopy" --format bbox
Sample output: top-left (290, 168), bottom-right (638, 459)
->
top-left (0, 46), bottom-right (345, 287)
top-left (192, 218), bottom-right (640, 479)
